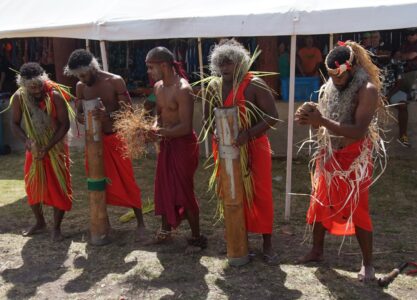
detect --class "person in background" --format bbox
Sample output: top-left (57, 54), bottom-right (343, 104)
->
top-left (297, 36), bottom-right (323, 77)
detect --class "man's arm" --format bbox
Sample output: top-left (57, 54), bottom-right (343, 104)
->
top-left (159, 85), bottom-right (194, 138)
top-left (235, 77), bottom-right (278, 146)
top-left (202, 86), bottom-right (217, 133)
top-left (10, 93), bottom-right (31, 150)
top-left (400, 51), bottom-right (417, 61)
top-left (296, 82), bottom-right (379, 140)
top-left (75, 82), bottom-right (85, 124)
top-left (38, 92), bottom-right (70, 159)
top-left (113, 75), bottom-right (131, 107)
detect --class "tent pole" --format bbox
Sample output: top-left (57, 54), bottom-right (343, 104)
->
top-left (329, 33), bottom-right (334, 50)
top-left (100, 40), bottom-right (109, 72)
top-left (284, 34), bottom-right (297, 221)
top-left (198, 37), bottom-right (209, 158)
top-left (86, 39), bottom-right (90, 52)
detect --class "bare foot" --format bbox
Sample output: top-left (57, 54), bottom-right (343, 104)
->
top-left (134, 226), bottom-right (153, 245)
top-left (184, 235), bottom-right (207, 255)
top-left (22, 222), bottom-right (46, 236)
top-left (296, 250), bottom-right (323, 264)
top-left (184, 245), bottom-right (203, 255)
top-left (263, 253), bottom-right (280, 266)
top-left (358, 265), bottom-right (375, 282)
top-left (51, 229), bottom-right (65, 242)
top-left (150, 228), bottom-right (173, 245)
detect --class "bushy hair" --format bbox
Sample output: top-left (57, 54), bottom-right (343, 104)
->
top-left (19, 62), bottom-right (45, 79)
top-left (209, 38), bottom-right (250, 76)
top-left (64, 49), bottom-right (100, 76)
top-left (67, 49), bottom-right (94, 69)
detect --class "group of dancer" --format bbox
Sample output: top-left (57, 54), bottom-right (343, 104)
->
top-left (8, 38), bottom-right (386, 281)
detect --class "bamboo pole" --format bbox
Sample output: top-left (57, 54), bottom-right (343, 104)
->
top-left (83, 98), bottom-right (110, 245)
top-left (215, 107), bottom-right (249, 267)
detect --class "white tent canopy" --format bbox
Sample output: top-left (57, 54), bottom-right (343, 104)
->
top-left (1, 0), bottom-right (417, 40)
top-left (1, 0), bottom-right (417, 220)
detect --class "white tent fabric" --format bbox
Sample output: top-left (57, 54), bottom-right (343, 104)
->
top-left (1, 0), bottom-right (417, 40)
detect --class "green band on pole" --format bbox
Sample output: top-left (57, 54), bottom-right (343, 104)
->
top-left (87, 178), bottom-right (108, 191)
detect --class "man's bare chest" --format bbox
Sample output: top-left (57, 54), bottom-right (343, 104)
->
top-left (156, 88), bottom-right (178, 111)
top-left (82, 84), bottom-right (118, 108)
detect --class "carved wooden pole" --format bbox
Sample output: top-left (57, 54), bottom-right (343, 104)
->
top-left (83, 98), bottom-right (110, 245)
top-left (215, 106), bottom-right (249, 266)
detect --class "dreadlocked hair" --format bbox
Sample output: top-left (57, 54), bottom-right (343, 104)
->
top-left (344, 41), bottom-right (381, 91)
top-left (347, 40), bottom-right (392, 126)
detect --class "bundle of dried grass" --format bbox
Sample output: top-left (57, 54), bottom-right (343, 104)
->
top-left (113, 104), bottom-right (158, 159)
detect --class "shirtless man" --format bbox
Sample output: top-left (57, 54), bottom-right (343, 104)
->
top-left (145, 47), bottom-right (206, 252)
top-left (64, 49), bottom-right (148, 242)
top-left (295, 42), bottom-right (385, 282)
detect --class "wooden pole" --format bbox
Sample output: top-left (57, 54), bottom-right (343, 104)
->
top-left (215, 107), bottom-right (249, 267)
top-left (83, 98), bottom-right (110, 245)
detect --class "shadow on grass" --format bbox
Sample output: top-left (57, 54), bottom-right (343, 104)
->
top-left (109, 234), bottom-right (211, 299)
top-left (2, 231), bottom-right (72, 299)
top-left (314, 267), bottom-right (396, 300)
top-left (63, 230), bottom-right (139, 294)
top-left (215, 262), bottom-right (302, 300)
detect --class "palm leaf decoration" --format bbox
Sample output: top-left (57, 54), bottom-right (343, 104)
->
top-left (3, 80), bottom-right (75, 202)
top-left (193, 46), bottom-right (280, 219)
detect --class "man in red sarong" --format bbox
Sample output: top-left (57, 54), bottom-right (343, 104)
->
top-left (206, 39), bottom-right (279, 264)
top-left (295, 41), bottom-right (386, 282)
top-left (10, 62), bottom-right (73, 241)
top-left (64, 49), bottom-right (148, 242)
top-left (145, 47), bottom-right (206, 253)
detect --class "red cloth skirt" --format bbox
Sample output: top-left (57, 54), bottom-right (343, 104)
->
top-left (154, 132), bottom-right (199, 228)
top-left (86, 133), bottom-right (142, 208)
top-left (214, 135), bottom-right (274, 234)
top-left (24, 145), bottom-right (72, 211)
top-left (307, 139), bottom-right (373, 235)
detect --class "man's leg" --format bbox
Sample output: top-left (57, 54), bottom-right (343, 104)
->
top-left (161, 215), bottom-right (172, 232)
top-left (262, 233), bottom-right (279, 265)
top-left (52, 207), bottom-right (65, 241)
top-left (150, 215), bottom-right (173, 244)
top-left (397, 103), bottom-right (409, 139)
top-left (185, 209), bottom-right (207, 253)
top-left (22, 203), bottom-right (46, 236)
top-left (355, 226), bottom-right (375, 282)
top-left (132, 207), bottom-right (151, 243)
top-left (297, 222), bottom-right (325, 263)
top-left (185, 209), bottom-right (200, 238)
top-left (262, 234), bottom-right (273, 256)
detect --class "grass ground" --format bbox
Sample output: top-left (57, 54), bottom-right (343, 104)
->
top-left (0, 149), bottom-right (416, 299)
